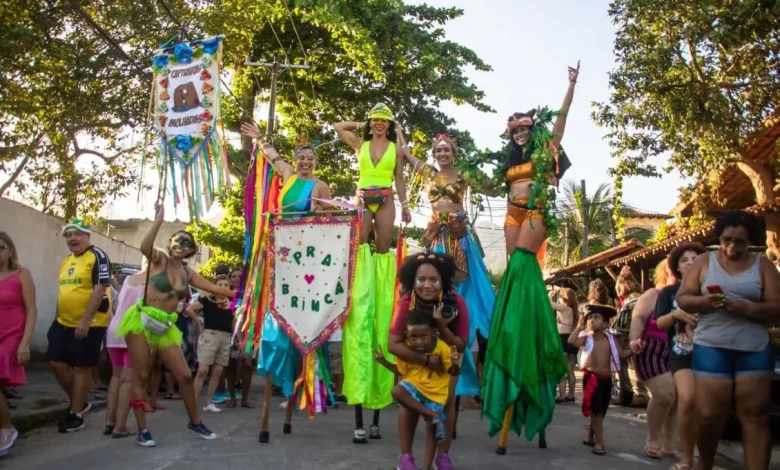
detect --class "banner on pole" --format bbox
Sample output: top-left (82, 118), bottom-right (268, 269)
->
top-left (268, 212), bottom-right (360, 355)
top-left (152, 36), bottom-right (229, 221)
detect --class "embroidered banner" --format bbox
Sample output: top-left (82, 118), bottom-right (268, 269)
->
top-left (152, 36), bottom-right (230, 221)
top-left (268, 212), bottom-right (360, 355)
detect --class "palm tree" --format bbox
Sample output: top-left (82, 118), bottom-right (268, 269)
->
top-left (545, 180), bottom-right (656, 269)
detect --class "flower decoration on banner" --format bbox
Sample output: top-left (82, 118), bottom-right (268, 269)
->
top-left (173, 43), bottom-right (193, 64)
top-left (174, 135), bottom-right (194, 153)
top-left (152, 36), bottom-right (229, 222)
top-left (201, 37), bottom-right (221, 55)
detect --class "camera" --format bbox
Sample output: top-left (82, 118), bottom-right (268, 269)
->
top-left (440, 293), bottom-right (459, 319)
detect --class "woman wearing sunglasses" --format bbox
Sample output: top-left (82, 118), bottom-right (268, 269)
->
top-left (676, 210), bottom-right (780, 470)
top-left (117, 205), bottom-right (235, 447)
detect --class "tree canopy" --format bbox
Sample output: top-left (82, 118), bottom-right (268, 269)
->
top-left (592, 0), bottom-right (779, 253)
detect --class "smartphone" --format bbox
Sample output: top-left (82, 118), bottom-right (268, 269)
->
top-left (706, 285), bottom-right (724, 295)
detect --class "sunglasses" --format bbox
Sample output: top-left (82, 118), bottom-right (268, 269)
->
top-left (173, 237), bottom-right (196, 249)
top-left (720, 236), bottom-right (748, 247)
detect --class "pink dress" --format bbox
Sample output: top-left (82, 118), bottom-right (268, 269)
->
top-left (0, 272), bottom-right (26, 386)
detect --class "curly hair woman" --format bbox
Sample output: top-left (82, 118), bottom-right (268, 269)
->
top-left (482, 62), bottom-right (580, 454)
top-left (388, 253), bottom-right (470, 470)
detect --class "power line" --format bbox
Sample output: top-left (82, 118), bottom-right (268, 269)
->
top-left (279, 0), bottom-right (319, 103)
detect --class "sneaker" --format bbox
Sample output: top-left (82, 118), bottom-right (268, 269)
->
top-left (334, 394), bottom-right (347, 403)
top-left (397, 453), bottom-right (418, 470)
top-left (369, 424), bottom-right (381, 439)
top-left (0, 428), bottom-right (19, 452)
top-left (187, 422), bottom-right (217, 440)
top-left (58, 413), bottom-right (85, 433)
top-left (212, 391), bottom-right (230, 404)
top-left (352, 428), bottom-right (368, 444)
top-left (136, 429), bottom-right (156, 447)
top-left (433, 452), bottom-right (454, 470)
top-left (202, 403), bottom-right (222, 413)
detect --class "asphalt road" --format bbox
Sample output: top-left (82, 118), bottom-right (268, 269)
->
top-left (5, 394), bottom-right (741, 470)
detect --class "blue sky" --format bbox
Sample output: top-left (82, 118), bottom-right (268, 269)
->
top-left (105, 0), bottom-right (688, 222)
top-left (415, 0), bottom-right (689, 214)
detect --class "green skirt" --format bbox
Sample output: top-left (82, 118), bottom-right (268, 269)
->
top-left (481, 248), bottom-right (567, 441)
top-left (116, 300), bottom-right (183, 350)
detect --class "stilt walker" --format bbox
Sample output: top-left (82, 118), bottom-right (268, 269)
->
top-left (236, 123), bottom-right (354, 443)
top-left (334, 104), bottom-right (412, 443)
top-left (481, 62), bottom-right (580, 455)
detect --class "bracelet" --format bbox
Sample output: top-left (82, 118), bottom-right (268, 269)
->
top-left (401, 200), bottom-right (409, 208)
top-left (271, 156), bottom-right (284, 164)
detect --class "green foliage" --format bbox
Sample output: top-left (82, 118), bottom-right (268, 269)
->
top-left (201, 0), bottom-right (492, 195)
top-left (188, 186), bottom-right (245, 277)
top-left (593, 0), bottom-right (780, 219)
top-left (487, 269), bottom-right (503, 289)
top-left (0, 0), bottom-right (172, 218)
top-left (652, 214), bottom-right (713, 244)
top-left (546, 180), bottom-right (655, 268)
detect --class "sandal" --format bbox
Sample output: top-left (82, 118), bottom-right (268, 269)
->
top-left (582, 439), bottom-right (595, 447)
top-left (592, 445), bottom-right (605, 455)
top-left (645, 446), bottom-right (663, 459)
top-left (164, 393), bottom-right (182, 400)
top-left (241, 401), bottom-right (256, 409)
top-left (226, 399), bottom-right (237, 409)
top-left (150, 402), bottom-right (165, 411)
top-left (111, 430), bottom-right (133, 439)
top-left (669, 464), bottom-right (691, 470)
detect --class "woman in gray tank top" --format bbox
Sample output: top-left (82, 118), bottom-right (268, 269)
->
top-left (676, 210), bottom-right (780, 470)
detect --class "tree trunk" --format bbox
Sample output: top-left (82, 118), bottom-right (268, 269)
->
top-left (0, 154), bottom-right (31, 197)
top-left (735, 154), bottom-right (779, 258)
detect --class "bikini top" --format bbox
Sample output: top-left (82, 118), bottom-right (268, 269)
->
top-left (279, 175), bottom-right (315, 213)
top-left (149, 262), bottom-right (190, 301)
top-left (357, 141), bottom-right (396, 189)
top-left (506, 161), bottom-right (534, 184)
top-left (427, 171), bottom-right (466, 205)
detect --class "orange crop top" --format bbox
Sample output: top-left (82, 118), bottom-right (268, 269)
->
top-left (506, 162), bottom-right (534, 184)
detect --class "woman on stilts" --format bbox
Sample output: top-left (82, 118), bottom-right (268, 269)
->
top-left (334, 103), bottom-right (412, 443)
top-left (240, 122), bottom-right (333, 443)
top-left (117, 206), bottom-right (235, 447)
top-left (481, 62), bottom-right (579, 454)
top-left (398, 130), bottom-right (496, 435)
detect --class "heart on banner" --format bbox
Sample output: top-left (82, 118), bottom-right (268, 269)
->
top-left (269, 213), bottom-right (360, 355)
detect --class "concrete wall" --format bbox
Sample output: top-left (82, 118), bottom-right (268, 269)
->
top-left (0, 198), bottom-right (143, 357)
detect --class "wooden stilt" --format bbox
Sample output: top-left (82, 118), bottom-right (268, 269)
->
top-left (283, 396), bottom-right (294, 434)
top-left (258, 373), bottom-right (273, 443)
top-left (495, 404), bottom-right (514, 455)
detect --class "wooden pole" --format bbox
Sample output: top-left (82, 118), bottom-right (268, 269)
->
top-left (244, 58), bottom-right (310, 140)
top-left (259, 373), bottom-right (273, 443)
top-left (495, 404), bottom-right (514, 455)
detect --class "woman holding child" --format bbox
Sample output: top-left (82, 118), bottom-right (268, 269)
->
top-left (386, 253), bottom-right (469, 470)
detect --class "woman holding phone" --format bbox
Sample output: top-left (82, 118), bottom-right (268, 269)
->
top-left (677, 210), bottom-right (780, 470)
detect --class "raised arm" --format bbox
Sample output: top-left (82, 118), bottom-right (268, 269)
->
top-left (395, 146), bottom-right (412, 224)
top-left (396, 125), bottom-right (430, 178)
top-left (239, 122), bottom-right (295, 180)
top-left (333, 121), bottom-right (363, 152)
top-left (188, 269), bottom-right (236, 298)
top-left (552, 61), bottom-right (580, 146)
top-left (141, 204), bottom-right (165, 263)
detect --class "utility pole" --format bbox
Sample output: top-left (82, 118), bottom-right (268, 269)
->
top-left (245, 56), bottom-right (310, 139)
top-left (581, 179), bottom-right (589, 259)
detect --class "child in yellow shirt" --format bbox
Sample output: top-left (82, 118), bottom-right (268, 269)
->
top-left (375, 310), bottom-right (461, 446)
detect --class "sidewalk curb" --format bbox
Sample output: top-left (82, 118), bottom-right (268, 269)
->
top-left (13, 400), bottom-right (108, 435)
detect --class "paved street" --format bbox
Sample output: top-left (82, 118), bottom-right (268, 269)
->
top-left (4, 391), bottom-right (742, 470)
